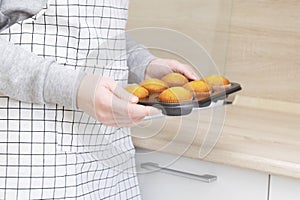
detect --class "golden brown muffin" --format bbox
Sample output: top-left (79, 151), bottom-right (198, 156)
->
top-left (161, 73), bottom-right (189, 87)
top-left (201, 75), bottom-right (230, 89)
top-left (124, 85), bottom-right (149, 99)
top-left (158, 87), bottom-right (193, 103)
top-left (139, 78), bottom-right (168, 93)
top-left (183, 80), bottom-right (211, 97)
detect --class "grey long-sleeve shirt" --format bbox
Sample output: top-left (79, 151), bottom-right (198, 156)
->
top-left (0, 0), bottom-right (155, 109)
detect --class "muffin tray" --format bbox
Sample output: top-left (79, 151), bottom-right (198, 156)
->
top-left (138, 82), bottom-right (242, 116)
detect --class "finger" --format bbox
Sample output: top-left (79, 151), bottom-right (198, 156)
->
top-left (176, 64), bottom-right (200, 80)
top-left (145, 63), bottom-right (173, 79)
top-left (128, 103), bottom-right (151, 120)
top-left (109, 97), bottom-right (145, 126)
top-left (114, 85), bottom-right (139, 103)
top-left (101, 77), bottom-right (138, 103)
top-left (130, 107), bottom-right (163, 127)
top-left (98, 91), bottom-right (162, 127)
top-left (129, 106), bottom-right (162, 124)
top-left (169, 61), bottom-right (200, 80)
top-left (182, 64), bottom-right (200, 80)
top-left (114, 102), bottom-right (160, 126)
top-left (146, 106), bottom-right (162, 116)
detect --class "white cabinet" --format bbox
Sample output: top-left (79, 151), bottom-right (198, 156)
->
top-left (269, 175), bottom-right (300, 200)
top-left (135, 149), bottom-right (268, 200)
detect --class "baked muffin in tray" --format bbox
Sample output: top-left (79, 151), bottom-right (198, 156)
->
top-left (183, 80), bottom-right (211, 97)
top-left (161, 72), bottom-right (189, 87)
top-left (201, 75), bottom-right (231, 90)
top-left (124, 85), bottom-right (149, 99)
top-left (139, 78), bottom-right (168, 93)
top-left (158, 87), bottom-right (193, 103)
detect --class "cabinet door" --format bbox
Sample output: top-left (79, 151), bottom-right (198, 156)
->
top-left (269, 175), bottom-right (300, 200)
top-left (135, 149), bottom-right (268, 200)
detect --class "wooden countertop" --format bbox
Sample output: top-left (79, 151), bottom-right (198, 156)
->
top-left (132, 95), bottom-right (300, 179)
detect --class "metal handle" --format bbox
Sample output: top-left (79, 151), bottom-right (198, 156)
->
top-left (141, 162), bottom-right (217, 183)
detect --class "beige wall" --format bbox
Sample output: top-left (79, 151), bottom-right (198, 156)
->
top-left (127, 0), bottom-right (300, 103)
top-left (127, 0), bottom-right (232, 74)
top-left (226, 0), bottom-right (300, 102)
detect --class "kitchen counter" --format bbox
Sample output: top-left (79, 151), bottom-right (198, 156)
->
top-left (132, 95), bottom-right (300, 179)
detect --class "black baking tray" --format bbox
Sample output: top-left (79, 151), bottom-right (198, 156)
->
top-left (138, 82), bottom-right (242, 116)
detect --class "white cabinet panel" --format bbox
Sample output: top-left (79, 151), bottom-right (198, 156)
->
top-left (135, 149), bottom-right (268, 200)
top-left (269, 175), bottom-right (300, 200)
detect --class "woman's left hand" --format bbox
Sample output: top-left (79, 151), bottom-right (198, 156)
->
top-left (145, 58), bottom-right (200, 80)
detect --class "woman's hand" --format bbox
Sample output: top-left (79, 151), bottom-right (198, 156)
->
top-left (77, 74), bottom-right (161, 127)
top-left (145, 58), bottom-right (200, 80)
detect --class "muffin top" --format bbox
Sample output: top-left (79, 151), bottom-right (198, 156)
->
top-left (183, 80), bottom-right (211, 94)
top-left (158, 87), bottom-right (193, 103)
top-left (201, 75), bottom-right (230, 87)
top-left (161, 73), bottom-right (189, 87)
top-left (124, 85), bottom-right (149, 99)
top-left (139, 78), bottom-right (168, 93)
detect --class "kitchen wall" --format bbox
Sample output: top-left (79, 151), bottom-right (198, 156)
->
top-left (127, 0), bottom-right (300, 103)
top-left (127, 0), bottom-right (232, 75)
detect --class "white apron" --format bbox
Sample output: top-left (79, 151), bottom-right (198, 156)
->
top-left (0, 0), bottom-right (141, 199)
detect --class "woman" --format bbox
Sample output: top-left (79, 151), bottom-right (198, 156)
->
top-left (0, 0), bottom-right (198, 199)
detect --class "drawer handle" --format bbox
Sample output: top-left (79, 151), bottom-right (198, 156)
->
top-left (140, 162), bottom-right (217, 183)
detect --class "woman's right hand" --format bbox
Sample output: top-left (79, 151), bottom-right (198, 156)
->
top-left (77, 74), bottom-right (161, 127)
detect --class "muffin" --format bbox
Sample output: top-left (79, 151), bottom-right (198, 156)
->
top-left (161, 73), bottom-right (189, 87)
top-left (201, 75), bottom-right (230, 90)
top-left (139, 78), bottom-right (168, 93)
top-left (183, 80), bottom-right (211, 97)
top-left (124, 85), bottom-right (149, 99)
top-left (158, 87), bottom-right (193, 103)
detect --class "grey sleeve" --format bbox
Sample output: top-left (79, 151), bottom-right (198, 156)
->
top-left (126, 35), bottom-right (157, 83)
top-left (0, 38), bottom-right (86, 109)
top-left (0, 0), bottom-right (47, 32)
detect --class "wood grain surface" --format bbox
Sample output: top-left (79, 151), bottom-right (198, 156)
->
top-left (226, 0), bottom-right (300, 102)
top-left (132, 100), bottom-right (300, 179)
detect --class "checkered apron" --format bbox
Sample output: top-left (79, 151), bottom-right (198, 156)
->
top-left (0, 0), bottom-right (141, 199)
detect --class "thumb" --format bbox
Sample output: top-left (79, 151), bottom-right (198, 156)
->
top-left (114, 84), bottom-right (139, 103)
top-left (127, 104), bottom-right (162, 123)
top-left (102, 77), bottom-right (139, 103)
top-left (147, 106), bottom-right (162, 116)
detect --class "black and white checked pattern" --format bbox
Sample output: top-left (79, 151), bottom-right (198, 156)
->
top-left (0, 0), bottom-right (141, 199)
